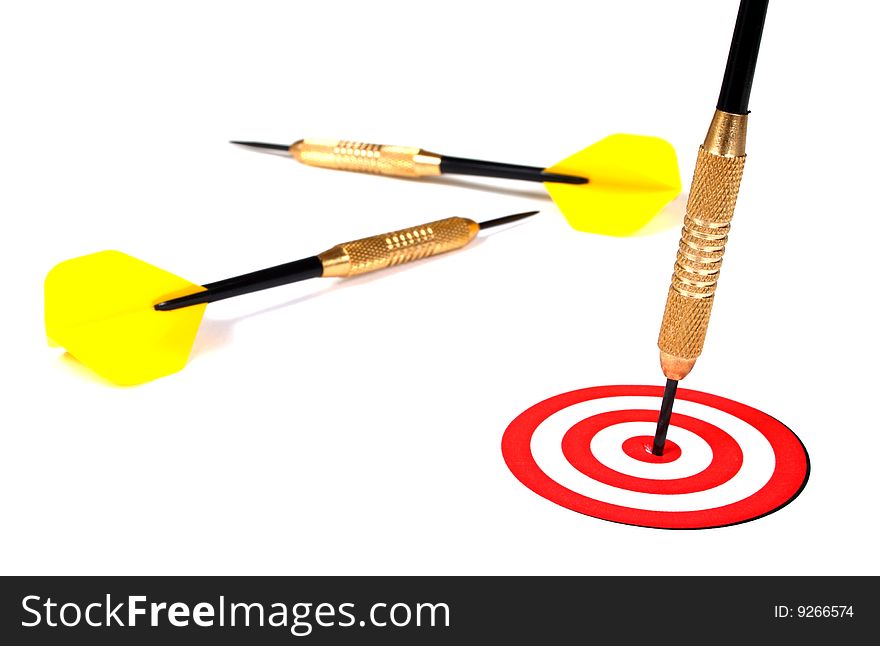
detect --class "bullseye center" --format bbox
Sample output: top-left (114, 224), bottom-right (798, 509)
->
top-left (622, 435), bottom-right (681, 463)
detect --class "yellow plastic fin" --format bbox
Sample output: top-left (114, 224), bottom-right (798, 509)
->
top-left (545, 134), bottom-right (681, 236)
top-left (44, 250), bottom-right (206, 386)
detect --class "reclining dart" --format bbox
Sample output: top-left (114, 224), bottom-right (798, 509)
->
top-left (231, 136), bottom-right (681, 236)
top-left (45, 211), bottom-right (536, 386)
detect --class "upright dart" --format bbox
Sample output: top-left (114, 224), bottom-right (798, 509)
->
top-left (45, 211), bottom-right (537, 386)
top-left (231, 135), bottom-right (681, 237)
top-left (653, 0), bottom-right (769, 455)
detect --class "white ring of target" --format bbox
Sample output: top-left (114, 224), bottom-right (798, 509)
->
top-left (529, 395), bottom-right (776, 512)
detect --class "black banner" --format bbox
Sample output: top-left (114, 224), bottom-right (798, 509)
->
top-left (1, 576), bottom-right (874, 643)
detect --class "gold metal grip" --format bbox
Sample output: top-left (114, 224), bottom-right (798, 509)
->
top-left (290, 138), bottom-right (442, 179)
top-left (318, 217), bottom-right (480, 278)
top-left (658, 110), bottom-right (748, 380)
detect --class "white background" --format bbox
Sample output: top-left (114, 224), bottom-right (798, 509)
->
top-left (1, 0), bottom-right (877, 575)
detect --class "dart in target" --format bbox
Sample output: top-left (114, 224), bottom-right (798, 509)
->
top-left (502, 385), bottom-right (809, 530)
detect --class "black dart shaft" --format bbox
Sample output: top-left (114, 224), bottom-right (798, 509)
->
top-left (154, 256), bottom-right (323, 311)
top-left (439, 155), bottom-right (587, 184)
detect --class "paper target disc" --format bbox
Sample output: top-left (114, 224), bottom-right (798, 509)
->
top-left (502, 385), bottom-right (809, 529)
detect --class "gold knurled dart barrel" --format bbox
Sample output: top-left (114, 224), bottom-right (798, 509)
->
top-left (658, 110), bottom-right (748, 380)
top-left (290, 138), bottom-right (442, 179)
top-left (318, 216), bottom-right (479, 278)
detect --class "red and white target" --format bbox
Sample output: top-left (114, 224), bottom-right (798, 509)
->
top-left (502, 385), bottom-right (809, 529)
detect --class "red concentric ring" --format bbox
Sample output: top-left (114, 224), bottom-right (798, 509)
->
top-left (501, 385), bottom-right (810, 530)
top-left (561, 409), bottom-right (742, 495)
